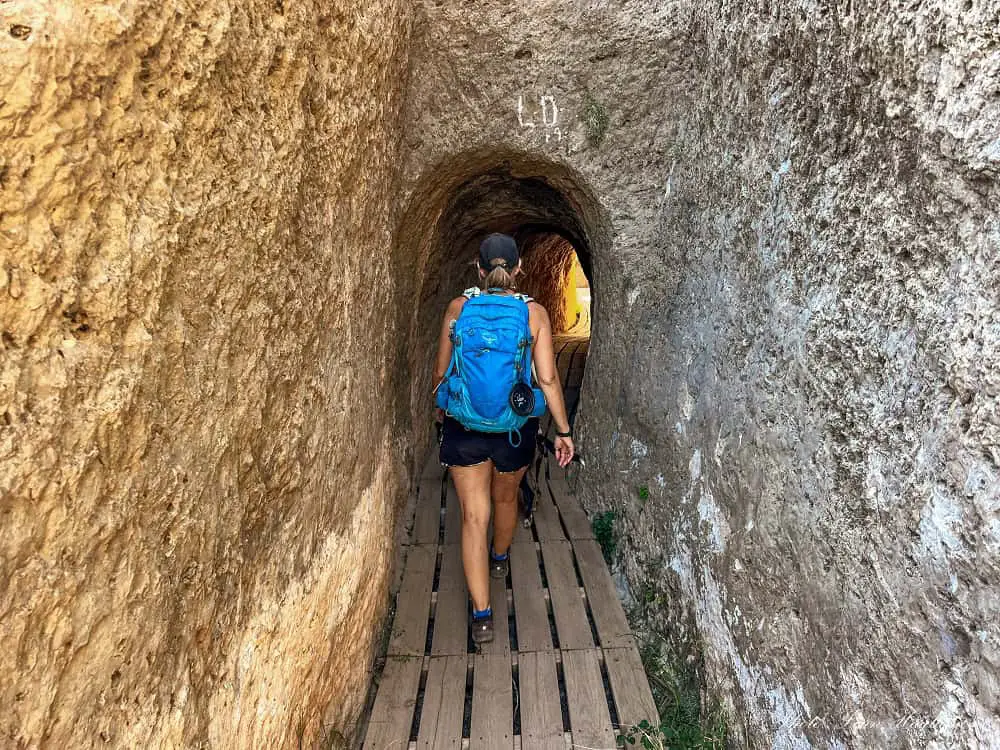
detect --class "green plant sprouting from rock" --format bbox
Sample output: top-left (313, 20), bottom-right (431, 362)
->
top-left (583, 94), bottom-right (610, 146)
top-left (592, 509), bottom-right (617, 564)
top-left (621, 561), bottom-right (727, 749)
top-left (618, 712), bottom-right (727, 750)
top-left (618, 645), bottom-right (728, 750)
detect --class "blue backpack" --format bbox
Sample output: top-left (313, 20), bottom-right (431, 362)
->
top-left (435, 288), bottom-right (546, 442)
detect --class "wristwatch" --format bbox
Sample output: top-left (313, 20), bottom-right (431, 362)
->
top-left (555, 428), bottom-right (572, 438)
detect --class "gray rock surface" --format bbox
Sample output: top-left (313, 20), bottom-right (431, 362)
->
top-left (400, 1), bottom-right (999, 747)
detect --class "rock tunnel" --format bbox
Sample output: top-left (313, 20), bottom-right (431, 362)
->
top-left (394, 149), bottom-right (607, 444)
top-left (2, 1), bottom-right (999, 748)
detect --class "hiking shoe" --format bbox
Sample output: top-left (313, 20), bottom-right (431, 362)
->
top-left (471, 613), bottom-right (494, 644)
top-left (489, 555), bottom-right (509, 580)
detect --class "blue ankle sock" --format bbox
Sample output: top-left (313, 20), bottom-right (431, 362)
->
top-left (491, 548), bottom-right (509, 561)
top-left (472, 606), bottom-right (492, 620)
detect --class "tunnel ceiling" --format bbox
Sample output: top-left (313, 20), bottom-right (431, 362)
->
top-left (396, 150), bottom-right (610, 445)
top-left (436, 170), bottom-right (594, 282)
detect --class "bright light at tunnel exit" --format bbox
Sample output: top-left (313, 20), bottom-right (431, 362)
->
top-left (562, 253), bottom-right (591, 336)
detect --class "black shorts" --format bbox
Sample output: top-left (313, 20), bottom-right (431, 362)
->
top-left (439, 417), bottom-right (538, 473)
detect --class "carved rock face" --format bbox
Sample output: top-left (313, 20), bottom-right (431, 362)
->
top-left (3, 0), bottom-right (999, 747)
top-left (1, 1), bottom-right (411, 746)
top-left (398, 1), bottom-right (1000, 747)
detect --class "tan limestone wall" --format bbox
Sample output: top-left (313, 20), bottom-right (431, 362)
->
top-left (0, 1), bottom-right (410, 747)
top-left (519, 234), bottom-right (577, 334)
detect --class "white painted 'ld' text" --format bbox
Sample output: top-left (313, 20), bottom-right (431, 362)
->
top-left (517, 95), bottom-right (561, 142)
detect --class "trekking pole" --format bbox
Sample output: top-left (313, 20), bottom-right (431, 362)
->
top-left (519, 475), bottom-right (535, 528)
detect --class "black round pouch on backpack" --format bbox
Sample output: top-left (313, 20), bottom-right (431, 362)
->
top-left (509, 382), bottom-right (536, 417)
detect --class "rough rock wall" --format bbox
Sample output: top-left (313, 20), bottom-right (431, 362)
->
top-left (0, 1), bottom-right (410, 747)
top-left (399, 0), bottom-right (999, 747)
top-left (519, 234), bottom-right (577, 332)
top-left (591, 4), bottom-right (1000, 747)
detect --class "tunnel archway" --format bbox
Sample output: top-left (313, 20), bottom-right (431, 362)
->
top-left (391, 149), bottom-right (611, 470)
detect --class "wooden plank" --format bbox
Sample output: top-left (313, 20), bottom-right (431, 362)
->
top-left (562, 387), bottom-right (581, 416)
top-left (412, 480), bottom-right (443, 545)
top-left (548, 480), bottom-right (593, 540)
top-left (539, 541), bottom-right (593, 650)
top-left (362, 656), bottom-right (423, 749)
top-left (546, 468), bottom-right (569, 484)
top-left (542, 341), bottom-right (573, 435)
top-left (604, 647), bottom-right (659, 728)
top-left (531, 491), bottom-right (565, 542)
top-left (432, 546), bottom-right (469, 656)
top-left (562, 649), bottom-right (615, 750)
top-left (567, 342), bottom-right (586, 380)
top-left (424, 446), bottom-right (444, 479)
top-left (564, 343), bottom-right (580, 381)
top-left (388, 545), bottom-right (437, 656)
top-left (514, 474), bottom-right (539, 542)
top-left (479, 575), bottom-right (510, 657)
top-left (509, 542), bottom-right (551, 652)
top-left (401, 496), bottom-right (419, 545)
top-left (436, 550), bottom-right (508, 655)
top-left (438, 544), bottom-right (464, 591)
top-left (513, 516), bottom-right (533, 543)
top-left (573, 539), bottom-right (634, 648)
top-left (443, 479), bottom-right (462, 544)
top-left (517, 651), bottom-right (564, 750)
top-left (432, 586), bottom-right (468, 656)
top-left (470, 653), bottom-right (513, 750)
top-left (556, 346), bottom-right (572, 386)
top-left (564, 340), bottom-right (583, 380)
top-left (417, 655), bottom-right (468, 750)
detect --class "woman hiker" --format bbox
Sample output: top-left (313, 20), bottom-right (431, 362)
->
top-left (433, 233), bottom-right (575, 644)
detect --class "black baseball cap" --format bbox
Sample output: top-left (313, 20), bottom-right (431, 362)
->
top-left (479, 233), bottom-right (519, 272)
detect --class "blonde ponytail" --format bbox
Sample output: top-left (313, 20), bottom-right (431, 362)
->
top-left (482, 259), bottom-right (516, 291)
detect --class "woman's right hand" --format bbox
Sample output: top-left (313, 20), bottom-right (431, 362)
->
top-left (554, 436), bottom-right (575, 468)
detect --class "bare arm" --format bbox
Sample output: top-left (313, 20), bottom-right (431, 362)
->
top-left (433, 297), bottom-right (467, 386)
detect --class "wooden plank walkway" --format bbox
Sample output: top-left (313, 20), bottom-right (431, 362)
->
top-left (364, 336), bottom-right (656, 749)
